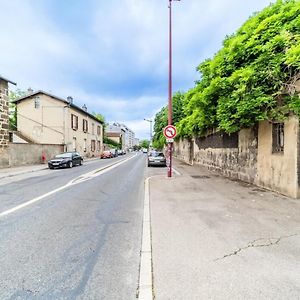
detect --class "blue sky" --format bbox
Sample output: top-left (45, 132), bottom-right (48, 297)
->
top-left (1, 0), bottom-right (273, 139)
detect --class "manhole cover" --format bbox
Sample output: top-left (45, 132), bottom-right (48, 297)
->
top-left (191, 175), bottom-right (210, 179)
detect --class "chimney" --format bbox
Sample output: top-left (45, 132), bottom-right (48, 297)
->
top-left (27, 87), bottom-right (33, 94)
top-left (67, 96), bottom-right (73, 104)
top-left (82, 104), bottom-right (87, 112)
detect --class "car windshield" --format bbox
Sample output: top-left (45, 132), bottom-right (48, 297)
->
top-left (55, 153), bottom-right (72, 159)
top-left (149, 152), bottom-right (164, 157)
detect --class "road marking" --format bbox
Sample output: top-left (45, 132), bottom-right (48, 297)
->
top-left (0, 155), bottom-right (137, 218)
top-left (137, 177), bottom-right (154, 300)
top-left (172, 167), bottom-right (181, 175)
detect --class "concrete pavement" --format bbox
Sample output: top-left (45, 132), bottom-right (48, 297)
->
top-left (149, 159), bottom-right (300, 300)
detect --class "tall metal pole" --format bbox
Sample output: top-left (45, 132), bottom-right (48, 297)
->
top-left (167, 0), bottom-right (173, 177)
top-left (150, 120), bottom-right (153, 145)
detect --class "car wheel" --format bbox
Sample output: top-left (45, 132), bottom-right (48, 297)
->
top-left (49, 166), bottom-right (54, 169)
top-left (79, 159), bottom-right (82, 166)
top-left (68, 161), bottom-right (73, 168)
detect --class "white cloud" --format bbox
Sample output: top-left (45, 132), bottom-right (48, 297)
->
top-left (2, 0), bottom-right (274, 139)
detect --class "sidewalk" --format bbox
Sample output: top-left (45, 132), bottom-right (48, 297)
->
top-left (149, 159), bottom-right (300, 299)
top-left (0, 164), bottom-right (48, 180)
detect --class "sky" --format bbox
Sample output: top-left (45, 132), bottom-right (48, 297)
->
top-left (0, 0), bottom-right (273, 140)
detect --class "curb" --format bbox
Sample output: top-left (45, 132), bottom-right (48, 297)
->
top-left (0, 166), bottom-right (49, 180)
top-left (137, 177), bottom-right (154, 300)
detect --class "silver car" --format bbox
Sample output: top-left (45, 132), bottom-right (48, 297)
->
top-left (147, 151), bottom-right (167, 167)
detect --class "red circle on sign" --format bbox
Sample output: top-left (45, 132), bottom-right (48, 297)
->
top-left (163, 125), bottom-right (177, 138)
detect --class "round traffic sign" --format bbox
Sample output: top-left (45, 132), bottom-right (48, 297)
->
top-left (163, 125), bottom-right (177, 139)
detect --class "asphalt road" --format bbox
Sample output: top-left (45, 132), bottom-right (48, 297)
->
top-left (0, 153), bottom-right (146, 299)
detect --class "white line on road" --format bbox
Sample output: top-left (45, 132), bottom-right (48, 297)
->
top-left (172, 167), bottom-right (181, 175)
top-left (0, 155), bottom-right (137, 218)
top-left (138, 177), bottom-right (154, 300)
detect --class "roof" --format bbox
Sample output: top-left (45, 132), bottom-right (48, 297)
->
top-left (0, 75), bottom-right (17, 85)
top-left (106, 132), bottom-right (121, 137)
top-left (13, 90), bottom-right (104, 124)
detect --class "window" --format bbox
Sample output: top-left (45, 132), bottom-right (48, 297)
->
top-left (272, 122), bottom-right (284, 153)
top-left (97, 125), bottom-right (101, 136)
top-left (72, 137), bottom-right (77, 151)
top-left (34, 97), bottom-right (40, 109)
top-left (0, 88), bottom-right (8, 96)
top-left (84, 138), bottom-right (87, 152)
top-left (97, 141), bottom-right (101, 151)
top-left (92, 123), bottom-right (95, 135)
top-left (83, 119), bottom-right (88, 133)
top-left (71, 114), bottom-right (78, 130)
top-left (91, 140), bottom-right (96, 152)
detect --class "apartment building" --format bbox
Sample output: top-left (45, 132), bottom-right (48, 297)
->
top-left (14, 90), bottom-right (103, 157)
top-left (106, 122), bottom-right (135, 150)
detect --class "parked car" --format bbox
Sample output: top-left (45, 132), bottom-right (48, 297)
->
top-left (110, 149), bottom-right (118, 157)
top-left (147, 151), bottom-right (167, 167)
top-left (142, 148), bottom-right (148, 154)
top-left (101, 150), bottom-right (113, 159)
top-left (48, 152), bottom-right (83, 169)
top-left (117, 149), bottom-right (124, 156)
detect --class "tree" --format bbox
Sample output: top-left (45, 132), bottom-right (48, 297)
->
top-left (176, 0), bottom-right (300, 137)
top-left (93, 112), bottom-right (106, 137)
top-left (152, 91), bottom-right (185, 149)
top-left (139, 139), bottom-right (150, 149)
top-left (103, 136), bottom-right (121, 149)
top-left (8, 89), bottom-right (27, 131)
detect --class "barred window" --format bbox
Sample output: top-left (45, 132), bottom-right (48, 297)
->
top-left (272, 123), bottom-right (284, 153)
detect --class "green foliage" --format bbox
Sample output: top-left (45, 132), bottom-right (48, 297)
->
top-left (174, 0), bottom-right (300, 137)
top-left (152, 92), bottom-right (185, 149)
top-left (92, 113), bottom-right (105, 124)
top-left (103, 136), bottom-right (121, 149)
top-left (9, 89), bottom-right (27, 130)
top-left (139, 139), bottom-right (150, 149)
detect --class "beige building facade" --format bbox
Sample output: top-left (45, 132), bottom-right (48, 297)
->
top-left (15, 91), bottom-right (104, 157)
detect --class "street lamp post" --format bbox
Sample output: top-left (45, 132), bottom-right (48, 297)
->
top-left (144, 118), bottom-right (153, 147)
top-left (167, 0), bottom-right (180, 178)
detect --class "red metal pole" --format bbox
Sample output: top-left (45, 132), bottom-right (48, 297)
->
top-left (168, 0), bottom-right (173, 178)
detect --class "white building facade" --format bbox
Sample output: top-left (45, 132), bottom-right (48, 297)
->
top-left (107, 123), bottom-right (135, 150)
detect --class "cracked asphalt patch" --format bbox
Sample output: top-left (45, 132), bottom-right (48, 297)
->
top-left (214, 234), bottom-right (299, 261)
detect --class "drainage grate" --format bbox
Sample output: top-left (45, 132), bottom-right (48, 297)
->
top-left (191, 175), bottom-right (210, 179)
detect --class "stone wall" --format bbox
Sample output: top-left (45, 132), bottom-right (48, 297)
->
top-left (0, 79), bottom-right (10, 167)
top-left (7, 143), bottom-right (64, 167)
top-left (174, 118), bottom-right (300, 198)
top-left (174, 128), bottom-right (258, 184)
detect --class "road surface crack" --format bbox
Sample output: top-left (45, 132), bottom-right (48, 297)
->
top-left (214, 233), bottom-right (299, 261)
